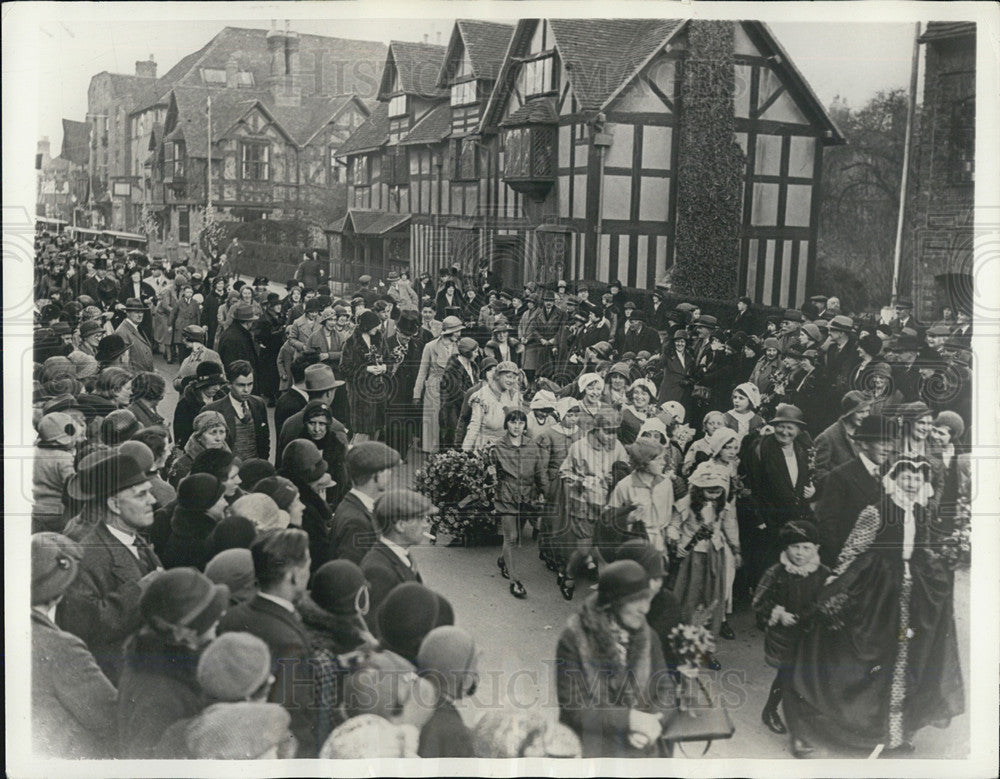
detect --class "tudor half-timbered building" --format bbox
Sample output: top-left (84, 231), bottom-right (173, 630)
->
top-left (475, 18), bottom-right (843, 306)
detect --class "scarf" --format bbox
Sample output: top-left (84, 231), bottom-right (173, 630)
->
top-left (779, 548), bottom-right (821, 577)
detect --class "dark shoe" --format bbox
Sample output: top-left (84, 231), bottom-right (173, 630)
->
top-left (791, 737), bottom-right (814, 758)
top-left (720, 621), bottom-right (736, 640)
top-left (706, 654), bottom-right (722, 671)
top-left (497, 555), bottom-right (510, 580)
top-left (510, 580), bottom-right (527, 599)
top-left (762, 707), bottom-right (787, 735)
top-left (545, 557), bottom-right (560, 573)
top-left (559, 577), bottom-right (575, 601)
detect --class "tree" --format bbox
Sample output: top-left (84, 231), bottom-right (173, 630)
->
top-left (816, 89), bottom-right (910, 312)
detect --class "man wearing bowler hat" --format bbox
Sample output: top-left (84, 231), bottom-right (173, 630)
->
top-left (114, 298), bottom-right (154, 372)
top-left (814, 414), bottom-right (897, 566)
top-left (217, 302), bottom-right (261, 372)
top-left (57, 451), bottom-right (163, 683)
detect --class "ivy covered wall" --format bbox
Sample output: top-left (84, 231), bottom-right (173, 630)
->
top-left (670, 20), bottom-right (744, 300)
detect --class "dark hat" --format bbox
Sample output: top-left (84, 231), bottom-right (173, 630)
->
top-left (182, 324), bottom-right (208, 343)
top-left (858, 333), bottom-right (882, 358)
top-left (232, 304), bottom-right (258, 322)
top-left (630, 310), bottom-right (646, 323)
top-left (192, 361), bottom-right (227, 390)
top-left (480, 356), bottom-right (499, 373)
top-left (42, 393), bottom-right (84, 415)
top-left (253, 476), bottom-right (298, 512)
top-left (51, 322), bottom-right (72, 337)
top-left (303, 363), bottom-right (344, 391)
top-left (386, 271), bottom-right (400, 282)
top-left (593, 409), bottom-right (621, 431)
top-left (613, 539), bottom-right (666, 580)
top-left (779, 520), bottom-right (818, 548)
top-left (852, 413), bottom-right (897, 442)
top-left (239, 458), bottom-right (276, 491)
top-left (491, 317), bottom-right (513, 333)
top-left (139, 567), bottom-right (229, 635)
top-left (374, 489), bottom-right (438, 534)
top-left (898, 400), bottom-right (933, 421)
top-left (769, 403), bottom-right (806, 427)
top-left (205, 547), bottom-right (257, 599)
top-left (253, 276), bottom-right (269, 286)
top-left (895, 298), bottom-right (913, 309)
top-left (839, 390), bottom-right (872, 418)
top-left (305, 298), bottom-right (325, 313)
top-left (782, 309), bottom-right (804, 323)
top-left (265, 292), bottom-right (282, 307)
top-left (346, 441), bottom-right (401, 482)
top-left (933, 411), bottom-right (965, 442)
top-left (597, 560), bottom-right (651, 607)
top-left (303, 399), bottom-right (333, 424)
top-left (281, 439), bottom-right (328, 483)
top-left (311, 560), bottom-right (369, 616)
top-left (694, 314), bottom-right (718, 328)
top-left (100, 409), bottom-right (141, 445)
top-left (541, 289), bottom-right (555, 301)
top-left (358, 274), bottom-right (372, 284)
top-left (377, 583), bottom-right (455, 664)
top-left (124, 297), bottom-right (148, 312)
top-left (890, 331), bottom-right (920, 352)
top-left (457, 336), bottom-right (478, 356)
top-left (32, 532), bottom-right (83, 605)
top-left (78, 319), bottom-right (105, 340)
top-left (197, 632), bottom-right (272, 702)
top-left (95, 334), bottom-right (131, 363)
top-left (624, 299), bottom-right (637, 310)
top-left (809, 294), bottom-right (827, 303)
top-left (357, 310), bottom-right (381, 332)
top-left (178, 473), bottom-right (227, 513)
top-left (396, 310), bottom-right (420, 336)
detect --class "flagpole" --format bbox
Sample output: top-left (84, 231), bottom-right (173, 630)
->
top-left (890, 22), bottom-right (921, 307)
top-left (206, 94), bottom-right (212, 214)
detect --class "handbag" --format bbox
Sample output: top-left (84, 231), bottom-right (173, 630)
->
top-left (660, 669), bottom-right (735, 755)
top-left (691, 384), bottom-right (711, 401)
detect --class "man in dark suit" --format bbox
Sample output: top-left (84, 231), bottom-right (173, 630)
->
top-left (114, 298), bottom-right (155, 373)
top-left (57, 452), bottom-right (162, 683)
top-left (274, 353), bottom-right (317, 436)
top-left (440, 338), bottom-right (479, 448)
top-left (217, 303), bottom-right (260, 374)
top-left (812, 391), bottom-right (871, 484)
top-left (276, 363), bottom-right (348, 468)
top-left (202, 359), bottom-right (270, 462)
top-left (327, 442), bottom-right (402, 566)
top-left (616, 310), bottom-right (661, 356)
top-left (361, 489), bottom-right (434, 629)
top-left (657, 329), bottom-right (692, 405)
top-left (814, 414), bottom-right (896, 567)
top-left (217, 529), bottom-right (316, 757)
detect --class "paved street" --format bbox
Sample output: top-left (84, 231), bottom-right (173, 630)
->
top-left (155, 340), bottom-right (969, 761)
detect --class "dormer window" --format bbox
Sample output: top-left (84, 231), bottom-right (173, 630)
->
top-left (388, 95), bottom-right (407, 118)
top-left (201, 68), bottom-right (227, 85)
top-left (450, 80), bottom-right (478, 107)
top-left (236, 71), bottom-right (255, 88)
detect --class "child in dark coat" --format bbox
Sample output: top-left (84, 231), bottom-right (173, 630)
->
top-left (752, 520), bottom-right (829, 736)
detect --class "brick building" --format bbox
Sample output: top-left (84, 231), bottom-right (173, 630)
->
top-left (908, 22), bottom-right (976, 321)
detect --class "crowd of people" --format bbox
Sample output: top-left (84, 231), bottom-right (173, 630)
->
top-left (28, 228), bottom-right (971, 760)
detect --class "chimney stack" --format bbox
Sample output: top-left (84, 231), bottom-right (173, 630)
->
top-left (135, 55), bottom-right (157, 79)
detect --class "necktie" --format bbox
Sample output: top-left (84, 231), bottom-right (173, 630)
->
top-left (407, 552), bottom-right (421, 580)
top-left (241, 400), bottom-right (250, 420)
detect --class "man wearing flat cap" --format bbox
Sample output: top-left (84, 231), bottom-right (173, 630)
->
top-left (32, 532), bottom-right (119, 759)
top-left (57, 451), bottom-right (163, 683)
top-left (616, 309), bottom-right (660, 356)
top-left (361, 488), bottom-right (435, 625)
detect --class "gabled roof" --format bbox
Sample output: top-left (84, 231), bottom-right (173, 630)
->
top-left (482, 19), bottom-right (844, 144)
top-left (481, 19), bottom-right (681, 129)
top-left (399, 102), bottom-right (452, 146)
top-left (276, 94), bottom-right (364, 146)
top-left (92, 71), bottom-right (169, 113)
top-left (60, 119), bottom-right (90, 166)
top-left (165, 86), bottom-right (276, 157)
top-left (741, 21), bottom-right (845, 144)
top-left (377, 41), bottom-right (449, 100)
top-left (157, 26), bottom-right (387, 100)
top-left (919, 22), bottom-right (976, 43)
top-left (336, 102), bottom-right (390, 156)
top-left (339, 209), bottom-right (411, 235)
top-left (437, 19), bottom-right (515, 88)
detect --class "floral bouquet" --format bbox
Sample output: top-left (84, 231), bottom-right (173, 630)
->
top-left (413, 447), bottom-right (498, 543)
top-left (667, 623), bottom-right (717, 669)
top-left (937, 499), bottom-right (971, 570)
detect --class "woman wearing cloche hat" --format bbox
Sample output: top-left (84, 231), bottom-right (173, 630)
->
top-left (555, 559), bottom-right (675, 758)
top-left (31, 532), bottom-right (119, 759)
